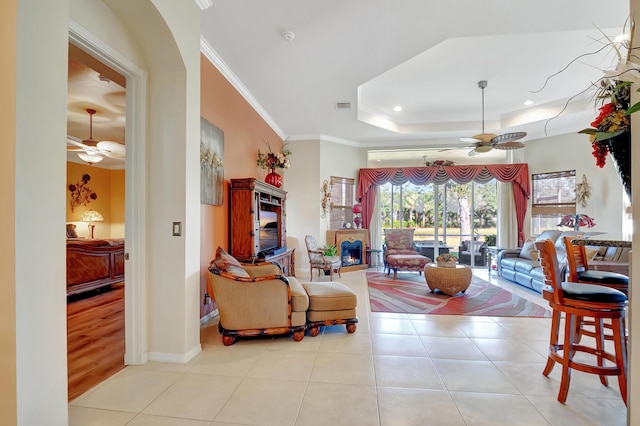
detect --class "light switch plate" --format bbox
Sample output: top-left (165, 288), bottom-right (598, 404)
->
top-left (173, 222), bottom-right (182, 236)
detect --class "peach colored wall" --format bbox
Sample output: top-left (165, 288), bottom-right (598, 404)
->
top-left (0, 0), bottom-right (17, 422)
top-left (66, 162), bottom-right (125, 239)
top-left (200, 54), bottom-right (283, 317)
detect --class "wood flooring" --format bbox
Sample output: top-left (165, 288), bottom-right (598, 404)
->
top-left (67, 283), bottom-right (125, 401)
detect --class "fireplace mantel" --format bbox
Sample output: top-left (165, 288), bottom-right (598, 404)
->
top-left (326, 229), bottom-right (368, 272)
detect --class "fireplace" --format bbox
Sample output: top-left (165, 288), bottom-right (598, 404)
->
top-left (340, 240), bottom-right (362, 267)
top-left (326, 229), bottom-right (368, 272)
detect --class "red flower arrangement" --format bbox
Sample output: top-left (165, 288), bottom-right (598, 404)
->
top-left (579, 80), bottom-right (634, 168)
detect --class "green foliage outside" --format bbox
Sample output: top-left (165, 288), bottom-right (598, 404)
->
top-left (379, 180), bottom-right (498, 251)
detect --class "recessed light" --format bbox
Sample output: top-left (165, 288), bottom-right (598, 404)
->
top-left (524, 100), bottom-right (534, 106)
top-left (614, 34), bottom-right (629, 43)
top-left (393, 106), bottom-right (402, 112)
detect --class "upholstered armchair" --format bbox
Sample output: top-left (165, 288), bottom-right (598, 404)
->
top-left (304, 235), bottom-right (341, 281)
top-left (458, 240), bottom-right (487, 266)
top-left (382, 229), bottom-right (420, 271)
top-left (208, 247), bottom-right (309, 345)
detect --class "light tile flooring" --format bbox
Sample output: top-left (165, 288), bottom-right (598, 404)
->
top-left (69, 269), bottom-right (628, 425)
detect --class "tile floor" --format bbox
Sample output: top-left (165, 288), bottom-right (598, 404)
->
top-left (69, 269), bottom-right (628, 425)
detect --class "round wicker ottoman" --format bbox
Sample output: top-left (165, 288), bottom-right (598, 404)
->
top-left (424, 264), bottom-right (472, 296)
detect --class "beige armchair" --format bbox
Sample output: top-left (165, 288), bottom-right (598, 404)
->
top-left (208, 248), bottom-right (309, 345)
top-left (304, 235), bottom-right (341, 281)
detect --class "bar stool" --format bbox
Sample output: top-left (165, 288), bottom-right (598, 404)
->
top-left (534, 239), bottom-right (628, 405)
top-left (564, 236), bottom-right (628, 294)
top-left (564, 236), bottom-right (629, 344)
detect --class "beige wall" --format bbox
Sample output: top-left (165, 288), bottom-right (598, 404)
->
top-left (15, 0), bottom-right (70, 422)
top-left (66, 162), bottom-right (125, 239)
top-left (0, 0), bottom-right (17, 423)
top-left (524, 132), bottom-right (627, 238)
top-left (285, 138), bottom-right (366, 277)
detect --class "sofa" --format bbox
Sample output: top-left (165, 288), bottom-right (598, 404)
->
top-left (497, 230), bottom-right (582, 293)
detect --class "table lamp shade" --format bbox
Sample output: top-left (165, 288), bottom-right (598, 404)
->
top-left (81, 210), bottom-right (104, 223)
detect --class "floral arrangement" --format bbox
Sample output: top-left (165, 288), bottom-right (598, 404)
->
top-left (558, 214), bottom-right (595, 230)
top-left (257, 141), bottom-right (292, 170)
top-left (69, 174), bottom-right (98, 212)
top-left (436, 253), bottom-right (458, 264)
top-left (539, 18), bottom-right (639, 169)
top-left (425, 160), bottom-right (455, 167)
top-left (579, 80), bottom-right (635, 167)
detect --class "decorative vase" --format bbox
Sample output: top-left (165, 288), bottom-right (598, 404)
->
top-left (437, 261), bottom-right (456, 268)
top-left (606, 131), bottom-right (631, 200)
top-left (265, 169), bottom-right (282, 188)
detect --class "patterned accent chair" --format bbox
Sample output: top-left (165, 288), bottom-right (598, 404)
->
top-left (383, 229), bottom-right (430, 278)
top-left (304, 235), bottom-right (342, 281)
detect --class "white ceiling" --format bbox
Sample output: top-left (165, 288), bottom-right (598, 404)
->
top-left (67, 1), bottom-right (630, 169)
top-left (200, 0), bottom-right (630, 151)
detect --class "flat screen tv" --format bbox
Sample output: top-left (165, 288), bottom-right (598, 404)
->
top-left (259, 210), bottom-right (279, 252)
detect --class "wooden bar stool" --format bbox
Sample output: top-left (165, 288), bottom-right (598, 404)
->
top-left (534, 239), bottom-right (628, 405)
top-left (564, 236), bottom-right (628, 294)
top-left (564, 236), bottom-right (629, 344)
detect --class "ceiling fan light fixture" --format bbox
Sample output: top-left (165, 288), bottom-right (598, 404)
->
top-left (474, 145), bottom-right (493, 153)
top-left (78, 152), bottom-right (104, 164)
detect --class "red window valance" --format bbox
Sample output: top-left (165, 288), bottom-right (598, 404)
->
top-left (356, 164), bottom-right (530, 245)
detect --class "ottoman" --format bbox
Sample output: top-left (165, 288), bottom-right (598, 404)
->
top-left (302, 281), bottom-right (358, 337)
top-left (386, 254), bottom-right (430, 279)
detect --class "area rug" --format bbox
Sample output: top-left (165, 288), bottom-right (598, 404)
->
top-left (367, 272), bottom-right (551, 317)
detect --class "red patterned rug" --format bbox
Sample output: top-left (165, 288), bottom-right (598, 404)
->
top-left (367, 272), bottom-right (551, 317)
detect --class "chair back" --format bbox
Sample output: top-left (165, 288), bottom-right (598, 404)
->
top-left (304, 235), bottom-right (323, 262)
top-left (564, 236), bottom-right (587, 282)
top-left (534, 239), bottom-right (565, 305)
top-left (384, 229), bottom-right (416, 251)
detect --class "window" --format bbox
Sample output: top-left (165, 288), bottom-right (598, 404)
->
top-left (531, 170), bottom-right (576, 233)
top-left (329, 176), bottom-right (355, 229)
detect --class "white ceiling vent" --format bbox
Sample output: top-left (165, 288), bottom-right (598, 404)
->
top-left (335, 102), bottom-right (352, 110)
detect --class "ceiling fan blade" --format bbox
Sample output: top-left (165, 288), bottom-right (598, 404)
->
top-left (460, 136), bottom-right (481, 144)
top-left (491, 132), bottom-right (527, 145)
top-left (468, 149), bottom-right (480, 157)
top-left (492, 141), bottom-right (526, 150)
top-left (97, 141), bottom-right (126, 159)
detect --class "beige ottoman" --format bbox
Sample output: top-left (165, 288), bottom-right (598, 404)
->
top-left (302, 281), bottom-right (358, 336)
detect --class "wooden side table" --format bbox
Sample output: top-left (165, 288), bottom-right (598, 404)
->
top-left (424, 264), bottom-right (472, 296)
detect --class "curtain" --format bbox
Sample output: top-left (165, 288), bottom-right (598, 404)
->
top-left (357, 164), bottom-right (530, 245)
top-left (497, 181), bottom-right (518, 248)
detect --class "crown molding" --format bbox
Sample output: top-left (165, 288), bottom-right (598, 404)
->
top-left (194, 0), bottom-right (213, 10)
top-left (286, 134), bottom-right (361, 147)
top-left (200, 37), bottom-right (286, 140)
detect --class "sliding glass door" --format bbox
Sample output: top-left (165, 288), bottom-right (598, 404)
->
top-left (380, 179), bottom-right (497, 267)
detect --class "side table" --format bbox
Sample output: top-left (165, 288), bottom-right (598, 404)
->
top-left (487, 246), bottom-right (504, 273)
top-left (424, 264), bottom-right (472, 296)
top-left (366, 248), bottom-right (383, 271)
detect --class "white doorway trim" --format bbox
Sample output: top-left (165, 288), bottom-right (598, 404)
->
top-left (69, 21), bottom-right (148, 365)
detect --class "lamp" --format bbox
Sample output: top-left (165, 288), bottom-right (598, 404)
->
top-left (81, 209), bottom-right (104, 238)
top-left (78, 152), bottom-right (104, 165)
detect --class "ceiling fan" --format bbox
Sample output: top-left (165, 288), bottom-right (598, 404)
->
top-left (461, 80), bottom-right (526, 156)
top-left (67, 108), bottom-right (126, 164)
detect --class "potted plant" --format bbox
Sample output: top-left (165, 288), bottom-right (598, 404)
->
top-left (321, 244), bottom-right (338, 257)
top-left (436, 253), bottom-right (458, 268)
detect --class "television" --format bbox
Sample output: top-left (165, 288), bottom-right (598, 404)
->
top-left (258, 209), bottom-right (279, 252)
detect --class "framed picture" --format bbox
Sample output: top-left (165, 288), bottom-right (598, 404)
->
top-left (200, 117), bottom-right (224, 205)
